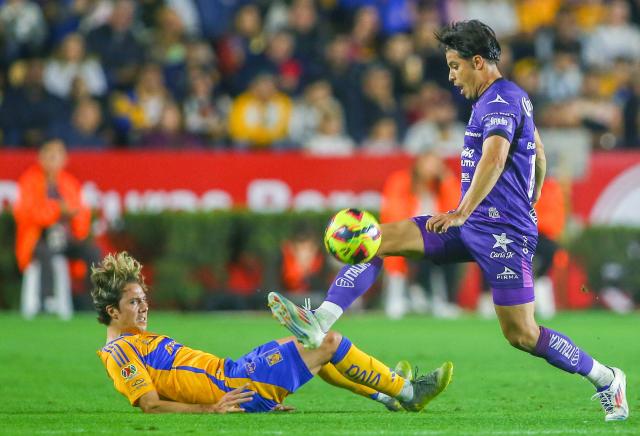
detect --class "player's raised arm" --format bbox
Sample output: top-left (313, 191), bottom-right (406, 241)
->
top-left (532, 128), bottom-right (547, 206)
top-left (137, 385), bottom-right (253, 414)
top-left (427, 134), bottom-right (510, 233)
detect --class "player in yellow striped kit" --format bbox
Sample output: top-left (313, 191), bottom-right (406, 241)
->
top-left (93, 252), bottom-right (452, 413)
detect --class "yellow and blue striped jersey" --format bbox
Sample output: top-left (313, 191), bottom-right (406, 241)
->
top-left (97, 332), bottom-right (313, 412)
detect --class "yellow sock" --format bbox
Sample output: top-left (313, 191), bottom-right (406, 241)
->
top-left (318, 364), bottom-right (378, 399)
top-left (331, 337), bottom-right (404, 397)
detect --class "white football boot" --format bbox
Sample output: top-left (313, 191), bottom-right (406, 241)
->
top-left (591, 367), bottom-right (629, 421)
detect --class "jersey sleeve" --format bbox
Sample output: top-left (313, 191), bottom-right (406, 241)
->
top-left (103, 340), bottom-right (156, 406)
top-left (480, 110), bottom-right (518, 143)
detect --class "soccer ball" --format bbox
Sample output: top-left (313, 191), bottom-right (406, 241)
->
top-left (324, 208), bottom-right (382, 264)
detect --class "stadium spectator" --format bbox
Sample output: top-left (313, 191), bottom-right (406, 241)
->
top-left (289, 79), bottom-right (344, 145)
top-left (52, 98), bottom-right (108, 149)
top-left (287, 0), bottom-right (330, 74)
top-left (85, 0), bottom-right (146, 90)
top-left (382, 33), bottom-right (423, 100)
top-left (361, 117), bottom-right (399, 154)
top-left (355, 65), bottom-right (404, 142)
top-left (403, 83), bottom-right (466, 157)
top-left (0, 0), bottom-right (47, 63)
top-left (0, 58), bottom-right (66, 147)
top-left (13, 139), bottom-right (100, 314)
top-left (182, 68), bottom-right (229, 147)
top-left (349, 6), bottom-right (381, 63)
top-left (228, 73), bottom-right (293, 149)
top-left (149, 5), bottom-right (188, 98)
top-left (380, 152), bottom-right (460, 319)
top-left (138, 102), bottom-right (203, 149)
top-left (92, 252), bottom-right (452, 414)
top-left (303, 110), bottom-right (355, 156)
top-left (43, 33), bottom-right (107, 99)
top-left (534, 6), bottom-right (583, 65)
top-left (111, 63), bottom-right (172, 144)
top-left (583, 0), bottom-right (640, 68)
top-left (319, 35), bottom-right (361, 136)
top-left (252, 30), bottom-right (304, 95)
top-left (215, 4), bottom-right (267, 93)
top-left (538, 43), bottom-right (584, 103)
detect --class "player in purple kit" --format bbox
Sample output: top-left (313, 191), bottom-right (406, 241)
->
top-left (269, 20), bottom-right (628, 421)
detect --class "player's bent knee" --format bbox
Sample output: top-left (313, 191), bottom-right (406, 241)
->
top-left (503, 328), bottom-right (538, 352)
top-left (320, 331), bottom-right (342, 354)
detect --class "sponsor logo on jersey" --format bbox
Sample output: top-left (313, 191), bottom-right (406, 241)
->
top-left (549, 333), bottom-right (580, 366)
top-left (131, 379), bottom-right (146, 387)
top-left (335, 263), bottom-right (370, 288)
top-left (461, 173), bottom-right (471, 183)
top-left (488, 207), bottom-right (500, 219)
top-left (461, 159), bottom-right (475, 168)
top-left (522, 97), bottom-right (533, 117)
top-left (492, 233), bottom-right (513, 252)
top-left (522, 235), bottom-right (530, 255)
top-left (464, 130), bottom-right (481, 138)
top-left (266, 350), bottom-right (283, 366)
top-left (488, 93), bottom-right (509, 105)
top-left (461, 147), bottom-right (475, 158)
top-left (529, 208), bottom-right (538, 225)
top-left (121, 364), bottom-right (138, 380)
top-left (489, 117), bottom-right (509, 126)
top-left (496, 266), bottom-right (519, 280)
top-left (527, 141), bottom-right (536, 150)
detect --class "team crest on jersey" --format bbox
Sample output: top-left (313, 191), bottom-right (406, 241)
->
top-left (121, 364), bottom-right (138, 380)
top-left (245, 361), bottom-right (256, 375)
top-left (266, 350), bottom-right (283, 367)
top-left (488, 93), bottom-right (508, 105)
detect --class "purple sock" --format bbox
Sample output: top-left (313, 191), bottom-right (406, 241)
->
top-left (326, 257), bottom-right (383, 311)
top-left (532, 326), bottom-right (594, 376)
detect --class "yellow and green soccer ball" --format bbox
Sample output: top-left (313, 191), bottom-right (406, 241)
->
top-left (324, 208), bottom-right (382, 264)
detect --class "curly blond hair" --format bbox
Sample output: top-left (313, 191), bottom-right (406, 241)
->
top-left (90, 252), bottom-right (147, 325)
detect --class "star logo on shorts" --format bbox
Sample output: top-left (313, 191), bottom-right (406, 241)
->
top-left (492, 233), bottom-right (514, 252)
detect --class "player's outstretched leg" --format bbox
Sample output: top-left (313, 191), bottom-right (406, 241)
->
top-left (322, 332), bottom-right (451, 413)
top-left (318, 364), bottom-right (403, 411)
top-left (314, 220), bottom-right (425, 332)
top-left (268, 291), bottom-right (325, 348)
top-left (496, 303), bottom-right (628, 421)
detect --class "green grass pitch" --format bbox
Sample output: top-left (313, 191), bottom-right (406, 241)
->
top-left (1, 311), bottom-right (637, 435)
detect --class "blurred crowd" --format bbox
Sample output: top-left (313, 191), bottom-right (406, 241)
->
top-left (0, 0), bottom-right (639, 151)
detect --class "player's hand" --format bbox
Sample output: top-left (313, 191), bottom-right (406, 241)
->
top-left (426, 211), bottom-right (467, 233)
top-left (273, 403), bottom-right (295, 412)
top-left (208, 384), bottom-right (254, 413)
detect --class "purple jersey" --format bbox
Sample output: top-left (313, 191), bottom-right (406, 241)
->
top-left (461, 78), bottom-right (538, 234)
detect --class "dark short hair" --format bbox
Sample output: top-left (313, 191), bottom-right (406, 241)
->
top-left (435, 20), bottom-right (501, 62)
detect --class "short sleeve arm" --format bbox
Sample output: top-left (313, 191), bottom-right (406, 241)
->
top-left (480, 112), bottom-right (518, 143)
top-left (104, 343), bottom-right (156, 406)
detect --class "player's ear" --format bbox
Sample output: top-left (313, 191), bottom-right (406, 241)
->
top-left (106, 304), bottom-right (119, 320)
top-left (472, 55), bottom-right (483, 70)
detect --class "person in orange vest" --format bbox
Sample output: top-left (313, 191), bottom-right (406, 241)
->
top-left (13, 138), bottom-right (100, 316)
top-left (380, 152), bottom-right (460, 318)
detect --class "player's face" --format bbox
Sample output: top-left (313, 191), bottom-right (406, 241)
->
top-left (114, 283), bottom-right (148, 331)
top-left (445, 50), bottom-right (480, 100)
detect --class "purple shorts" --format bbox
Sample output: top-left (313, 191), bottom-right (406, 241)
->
top-left (411, 215), bottom-right (537, 306)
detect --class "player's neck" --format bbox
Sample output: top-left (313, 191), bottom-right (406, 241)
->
top-left (106, 324), bottom-right (141, 343)
top-left (476, 68), bottom-right (503, 99)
